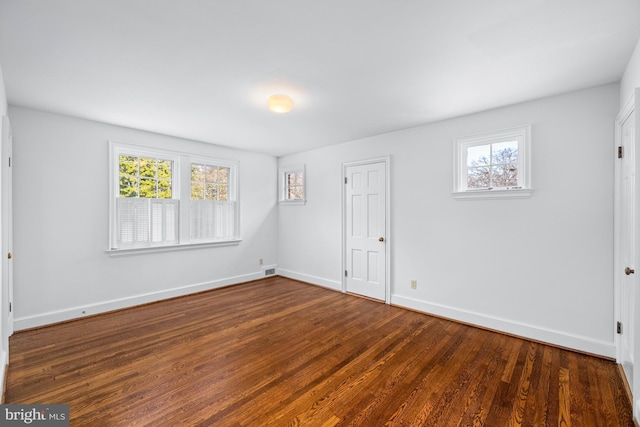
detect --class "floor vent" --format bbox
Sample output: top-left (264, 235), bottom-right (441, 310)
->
top-left (264, 268), bottom-right (276, 276)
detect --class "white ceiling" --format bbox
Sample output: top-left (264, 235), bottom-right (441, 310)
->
top-left (1, 1), bottom-right (639, 157)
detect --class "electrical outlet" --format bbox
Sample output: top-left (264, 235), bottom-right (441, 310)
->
top-left (259, 258), bottom-right (264, 265)
top-left (410, 280), bottom-right (417, 289)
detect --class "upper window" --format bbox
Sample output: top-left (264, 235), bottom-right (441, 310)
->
top-left (109, 142), bottom-right (239, 252)
top-left (189, 160), bottom-right (236, 243)
top-left (453, 125), bottom-right (532, 199)
top-left (279, 165), bottom-right (305, 204)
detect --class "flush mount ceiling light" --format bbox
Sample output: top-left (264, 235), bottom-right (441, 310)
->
top-left (267, 94), bottom-right (294, 113)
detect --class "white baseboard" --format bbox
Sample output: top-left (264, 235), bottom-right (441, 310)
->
top-left (391, 294), bottom-right (616, 359)
top-left (14, 271), bottom-right (264, 331)
top-left (277, 269), bottom-right (342, 292)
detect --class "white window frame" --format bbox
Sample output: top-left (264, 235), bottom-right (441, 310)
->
top-left (189, 156), bottom-right (239, 243)
top-left (278, 165), bottom-right (306, 205)
top-left (108, 141), bottom-right (240, 255)
top-left (453, 125), bottom-right (533, 200)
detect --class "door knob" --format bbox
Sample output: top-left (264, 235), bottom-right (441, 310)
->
top-left (626, 267), bottom-right (635, 275)
top-left (378, 237), bottom-right (384, 242)
top-left (7, 252), bottom-right (11, 260)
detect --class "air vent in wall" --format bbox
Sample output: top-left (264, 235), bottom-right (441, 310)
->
top-left (264, 268), bottom-right (276, 276)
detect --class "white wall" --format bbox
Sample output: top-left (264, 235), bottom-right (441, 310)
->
top-left (9, 106), bottom-right (278, 329)
top-left (279, 84), bottom-right (619, 358)
top-left (621, 37), bottom-right (640, 107)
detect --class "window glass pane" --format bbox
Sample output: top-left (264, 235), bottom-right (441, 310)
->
top-left (158, 179), bottom-right (172, 198)
top-left (139, 178), bottom-right (157, 198)
top-left (191, 164), bottom-right (205, 182)
top-left (219, 184), bottom-right (229, 201)
top-left (287, 172), bottom-right (302, 186)
top-left (492, 164), bottom-right (518, 187)
top-left (119, 176), bottom-right (138, 197)
top-left (205, 183), bottom-right (217, 200)
top-left (119, 156), bottom-right (138, 175)
top-left (191, 182), bottom-right (204, 200)
top-left (219, 167), bottom-right (229, 184)
top-left (158, 160), bottom-right (172, 179)
top-left (291, 186), bottom-right (303, 199)
top-left (467, 166), bottom-right (490, 189)
top-left (205, 165), bottom-right (217, 182)
top-left (491, 140), bottom-right (518, 164)
top-left (139, 157), bottom-right (157, 178)
top-left (118, 154), bottom-right (173, 199)
top-left (467, 145), bottom-right (490, 167)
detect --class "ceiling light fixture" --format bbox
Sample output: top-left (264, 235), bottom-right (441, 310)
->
top-left (267, 94), bottom-right (294, 113)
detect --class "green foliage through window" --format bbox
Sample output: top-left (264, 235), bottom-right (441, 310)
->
top-left (119, 155), bottom-right (173, 198)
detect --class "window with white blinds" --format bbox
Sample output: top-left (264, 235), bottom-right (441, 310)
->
top-left (109, 142), bottom-right (240, 252)
top-left (189, 161), bottom-right (238, 242)
top-left (116, 199), bottom-right (179, 248)
top-left (190, 200), bottom-right (236, 241)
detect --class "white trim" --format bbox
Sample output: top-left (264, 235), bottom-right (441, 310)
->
top-left (392, 294), bottom-right (616, 359)
top-left (614, 93), bottom-right (636, 364)
top-left (453, 188), bottom-right (533, 200)
top-left (13, 271), bottom-right (263, 331)
top-left (278, 268), bottom-right (342, 291)
top-left (453, 124), bottom-right (532, 199)
top-left (341, 156), bottom-right (391, 304)
top-left (106, 239), bottom-right (242, 256)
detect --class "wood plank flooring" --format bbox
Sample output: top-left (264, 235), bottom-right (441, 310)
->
top-left (5, 277), bottom-right (633, 426)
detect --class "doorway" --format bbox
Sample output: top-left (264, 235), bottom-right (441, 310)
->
top-left (1, 115), bottom-right (13, 348)
top-left (342, 158), bottom-right (390, 302)
top-left (615, 94), bottom-right (637, 402)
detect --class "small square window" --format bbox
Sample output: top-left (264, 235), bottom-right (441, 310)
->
top-left (279, 165), bottom-right (305, 204)
top-left (453, 125), bottom-right (532, 199)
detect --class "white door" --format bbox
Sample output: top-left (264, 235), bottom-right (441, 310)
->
top-left (1, 116), bottom-right (13, 342)
top-left (618, 100), bottom-right (636, 391)
top-left (344, 160), bottom-right (387, 301)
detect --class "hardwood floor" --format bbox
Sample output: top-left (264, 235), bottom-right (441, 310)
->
top-left (5, 277), bottom-right (633, 426)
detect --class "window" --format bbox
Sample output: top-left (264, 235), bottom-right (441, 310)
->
top-left (453, 125), bottom-right (532, 199)
top-left (190, 161), bottom-right (236, 242)
top-left (279, 165), bottom-right (305, 204)
top-left (109, 142), bottom-right (239, 252)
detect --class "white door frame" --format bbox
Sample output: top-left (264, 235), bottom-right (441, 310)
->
top-left (341, 157), bottom-right (391, 304)
top-left (615, 93), bottom-right (637, 406)
top-left (1, 115), bottom-right (13, 354)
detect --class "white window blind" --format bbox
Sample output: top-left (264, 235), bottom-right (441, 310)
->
top-left (190, 200), bottom-right (236, 242)
top-left (116, 198), bottom-right (179, 248)
top-left (109, 141), bottom-right (240, 252)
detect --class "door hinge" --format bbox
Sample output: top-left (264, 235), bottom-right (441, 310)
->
top-left (9, 302), bottom-right (11, 313)
top-left (345, 270), bottom-right (348, 277)
top-left (617, 321), bottom-right (622, 334)
top-left (344, 177), bottom-right (347, 184)
top-left (618, 146), bottom-right (624, 159)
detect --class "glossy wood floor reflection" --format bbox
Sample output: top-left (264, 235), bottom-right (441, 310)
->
top-left (6, 277), bottom-right (633, 426)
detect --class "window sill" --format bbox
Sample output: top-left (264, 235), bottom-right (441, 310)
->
top-left (278, 199), bottom-right (306, 206)
top-left (453, 188), bottom-right (533, 200)
top-left (106, 239), bottom-right (242, 257)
